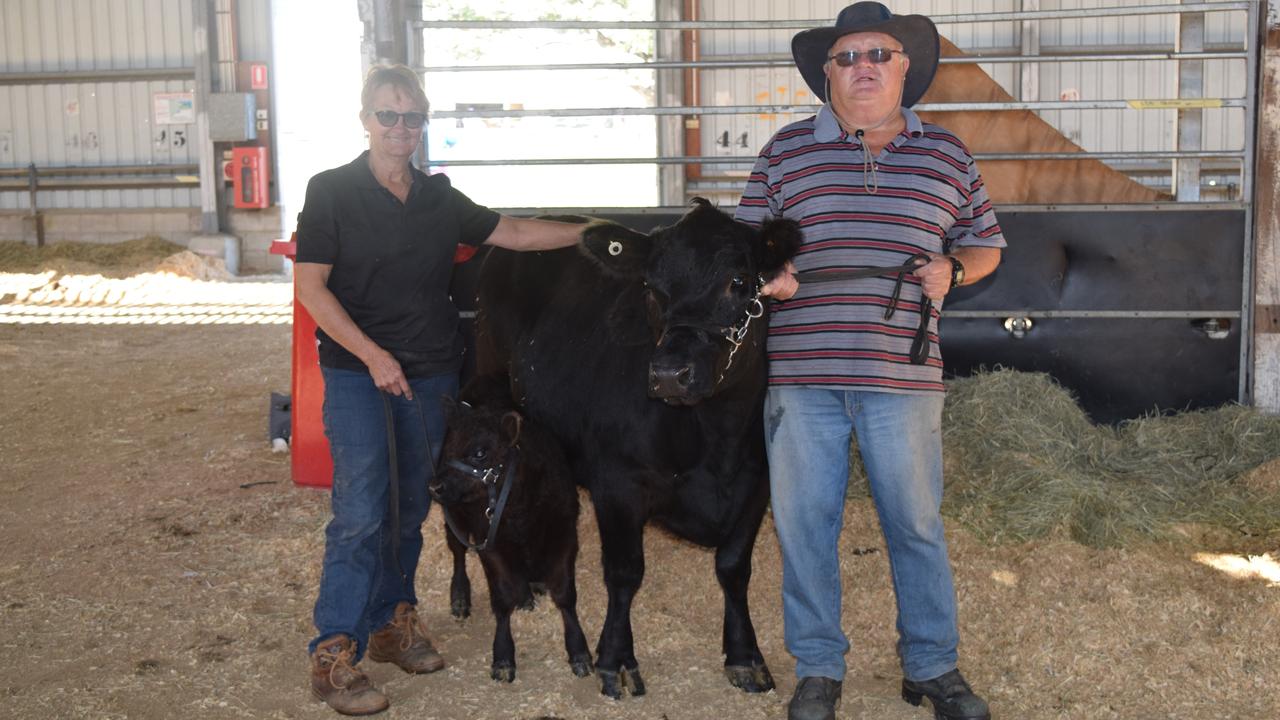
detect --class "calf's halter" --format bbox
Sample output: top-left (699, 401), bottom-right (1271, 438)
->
top-left (439, 446), bottom-right (519, 552)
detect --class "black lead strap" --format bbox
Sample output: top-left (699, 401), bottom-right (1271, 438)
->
top-left (790, 252), bottom-right (934, 365)
top-left (380, 390), bottom-right (444, 586)
top-left (380, 392), bottom-right (408, 585)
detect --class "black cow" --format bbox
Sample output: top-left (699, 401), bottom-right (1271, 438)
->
top-left (474, 199), bottom-right (801, 698)
top-left (432, 373), bottom-right (592, 683)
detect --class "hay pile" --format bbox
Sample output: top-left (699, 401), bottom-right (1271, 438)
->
top-left (850, 369), bottom-right (1280, 549)
top-left (0, 236), bottom-right (185, 278)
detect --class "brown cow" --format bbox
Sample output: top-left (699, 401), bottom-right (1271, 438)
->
top-left (917, 38), bottom-right (1166, 204)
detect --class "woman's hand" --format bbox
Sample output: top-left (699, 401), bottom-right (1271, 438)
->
top-left (366, 348), bottom-right (413, 399)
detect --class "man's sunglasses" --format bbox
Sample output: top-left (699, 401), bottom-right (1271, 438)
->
top-left (827, 48), bottom-right (905, 67)
top-left (372, 110), bottom-right (427, 129)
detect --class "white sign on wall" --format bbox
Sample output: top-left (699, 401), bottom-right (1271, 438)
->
top-left (153, 92), bottom-right (195, 125)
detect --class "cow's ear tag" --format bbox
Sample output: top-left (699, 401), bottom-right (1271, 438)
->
top-left (608, 240), bottom-right (623, 256)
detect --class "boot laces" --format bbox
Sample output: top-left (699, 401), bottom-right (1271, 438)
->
top-left (393, 606), bottom-right (430, 652)
top-left (317, 642), bottom-right (359, 690)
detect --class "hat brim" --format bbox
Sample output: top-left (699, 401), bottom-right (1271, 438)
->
top-left (792, 14), bottom-right (939, 106)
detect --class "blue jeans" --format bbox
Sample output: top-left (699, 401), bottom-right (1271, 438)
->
top-left (764, 387), bottom-right (958, 683)
top-left (309, 367), bottom-right (457, 660)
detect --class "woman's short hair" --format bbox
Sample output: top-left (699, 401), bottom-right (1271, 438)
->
top-left (360, 64), bottom-right (429, 116)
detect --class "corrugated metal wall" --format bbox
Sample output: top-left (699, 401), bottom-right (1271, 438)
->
top-left (1036, 0), bottom-right (1245, 164)
top-left (0, 0), bottom-right (196, 210)
top-left (236, 0), bottom-right (272, 63)
top-left (0, 0), bottom-right (271, 211)
top-left (694, 0), bottom-right (1248, 192)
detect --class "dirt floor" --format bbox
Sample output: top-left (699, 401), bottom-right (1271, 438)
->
top-left (2, 253), bottom-right (1278, 719)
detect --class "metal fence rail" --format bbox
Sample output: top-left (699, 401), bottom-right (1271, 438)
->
top-left (415, 2), bottom-right (1251, 30)
top-left (0, 164), bottom-right (201, 246)
top-left (421, 50), bottom-right (1247, 74)
top-left (419, 2), bottom-right (1253, 187)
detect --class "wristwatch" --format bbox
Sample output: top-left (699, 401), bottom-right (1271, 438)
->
top-left (947, 255), bottom-right (966, 290)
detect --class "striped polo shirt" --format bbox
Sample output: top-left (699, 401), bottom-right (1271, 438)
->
top-left (734, 104), bottom-right (1006, 394)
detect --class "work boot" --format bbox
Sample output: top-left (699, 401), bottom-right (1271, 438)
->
top-left (367, 601), bottom-right (445, 674)
top-left (902, 668), bottom-right (991, 720)
top-left (788, 676), bottom-right (842, 720)
top-left (310, 635), bottom-right (389, 716)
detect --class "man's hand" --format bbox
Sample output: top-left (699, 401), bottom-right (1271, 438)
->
top-left (762, 261), bottom-right (799, 301)
top-left (913, 253), bottom-right (953, 302)
top-left (366, 348), bottom-right (413, 399)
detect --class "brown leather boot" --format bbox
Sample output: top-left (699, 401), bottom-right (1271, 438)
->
top-left (367, 602), bottom-right (445, 674)
top-left (310, 635), bottom-right (389, 716)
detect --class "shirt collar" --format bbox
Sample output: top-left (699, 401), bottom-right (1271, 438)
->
top-left (813, 104), bottom-right (925, 145)
top-left (348, 150), bottom-right (426, 192)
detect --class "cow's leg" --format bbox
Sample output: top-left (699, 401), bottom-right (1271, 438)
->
top-left (446, 526), bottom-right (471, 619)
top-left (479, 554), bottom-right (527, 682)
top-left (715, 472), bottom-right (775, 693)
top-left (592, 497), bottom-right (647, 699)
top-left (546, 539), bottom-right (593, 677)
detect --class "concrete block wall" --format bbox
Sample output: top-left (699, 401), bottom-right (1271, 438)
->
top-left (227, 207), bottom-right (287, 273)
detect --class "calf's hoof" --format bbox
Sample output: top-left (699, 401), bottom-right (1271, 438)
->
top-left (450, 594), bottom-right (471, 620)
top-left (490, 661), bottom-right (516, 683)
top-left (726, 661), bottom-right (776, 693)
top-left (598, 666), bottom-right (646, 699)
top-left (569, 653), bottom-right (594, 678)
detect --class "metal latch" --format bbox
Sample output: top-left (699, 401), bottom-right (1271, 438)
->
top-left (1003, 316), bottom-right (1033, 339)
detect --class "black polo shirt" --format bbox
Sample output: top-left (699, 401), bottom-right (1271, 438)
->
top-left (295, 151), bottom-right (500, 377)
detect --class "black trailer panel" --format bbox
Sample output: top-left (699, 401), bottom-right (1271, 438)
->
top-left (451, 209), bottom-right (1245, 423)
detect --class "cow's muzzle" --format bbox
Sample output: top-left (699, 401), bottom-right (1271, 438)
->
top-left (649, 360), bottom-right (699, 403)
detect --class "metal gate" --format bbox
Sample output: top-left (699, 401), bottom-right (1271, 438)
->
top-left (414, 1), bottom-right (1262, 422)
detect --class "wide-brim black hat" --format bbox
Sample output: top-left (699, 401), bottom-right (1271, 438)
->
top-left (792, 1), bottom-right (939, 106)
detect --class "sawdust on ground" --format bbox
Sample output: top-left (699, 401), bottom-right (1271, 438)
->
top-left (1, 255), bottom-right (1277, 720)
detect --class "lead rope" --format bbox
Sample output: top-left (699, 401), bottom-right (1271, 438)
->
top-left (380, 390), bottom-right (443, 588)
top-left (380, 392), bottom-right (408, 586)
top-left (791, 253), bottom-right (934, 365)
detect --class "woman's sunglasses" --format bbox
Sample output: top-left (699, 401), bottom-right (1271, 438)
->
top-left (827, 48), bottom-right (905, 67)
top-left (372, 110), bottom-right (427, 129)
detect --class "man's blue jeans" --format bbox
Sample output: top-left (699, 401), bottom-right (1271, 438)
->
top-left (764, 387), bottom-right (958, 683)
top-left (309, 367), bottom-right (457, 660)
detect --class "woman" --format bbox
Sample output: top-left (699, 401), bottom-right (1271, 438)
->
top-left (294, 64), bottom-right (583, 716)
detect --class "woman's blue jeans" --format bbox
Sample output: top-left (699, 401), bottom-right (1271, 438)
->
top-left (308, 367), bottom-right (457, 660)
top-left (764, 386), bottom-right (959, 683)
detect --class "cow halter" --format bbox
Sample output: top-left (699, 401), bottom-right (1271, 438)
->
top-left (439, 445), bottom-right (519, 552)
top-left (719, 274), bottom-right (767, 383)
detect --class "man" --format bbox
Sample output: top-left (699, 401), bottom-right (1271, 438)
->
top-left (734, 4), bottom-right (1004, 720)
top-left (295, 64), bottom-right (584, 716)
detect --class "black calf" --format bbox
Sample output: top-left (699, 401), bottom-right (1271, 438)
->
top-left (432, 373), bottom-right (592, 682)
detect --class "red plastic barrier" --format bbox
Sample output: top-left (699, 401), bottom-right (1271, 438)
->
top-left (271, 237), bottom-right (475, 489)
top-left (272, 236), bottom-right (333, 488)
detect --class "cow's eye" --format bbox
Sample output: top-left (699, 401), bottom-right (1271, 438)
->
top-left (731, 275), bottom-right (746, 288)
top-left (470, 447), bottom-right (488, 461)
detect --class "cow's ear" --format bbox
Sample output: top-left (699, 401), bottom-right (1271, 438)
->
top-left (754, 217), bottom-right (803, 275)
top-left (579, 220), bottom-right (652, 278)
top-left (500, 410), bottom-right (523, 447)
